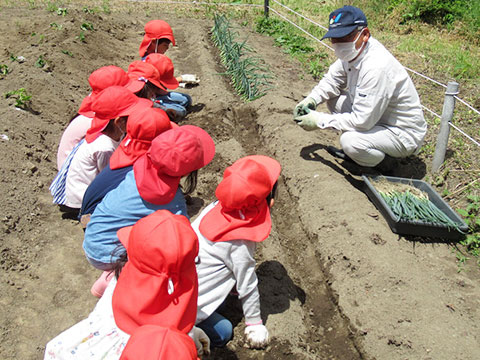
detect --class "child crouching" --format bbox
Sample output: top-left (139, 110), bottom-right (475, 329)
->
top-left (192, 155), bottom-right (281, 349)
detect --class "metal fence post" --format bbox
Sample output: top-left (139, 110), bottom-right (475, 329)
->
top-left (264, 0), bottom-right (269, 17)
top-left (432, 81), bottom-right (459, 172)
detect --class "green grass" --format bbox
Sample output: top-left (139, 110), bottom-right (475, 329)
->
top-left (397, 36), bottom-right (479, 79)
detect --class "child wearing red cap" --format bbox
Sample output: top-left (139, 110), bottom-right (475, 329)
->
top-left (50, 86), bottom-right (152, 214)
top-left (139, 20), bottom-right (176, 58)
top-left (192, 155), bottom-right (281, 349)
top-left (56, 66), bottom-right (144, 170)
top-left (83, 125), bottom-right (215, 274)
top-left (79, 107), bottom-right (176, 228)
top-left (44, 210), bottom-right (210, 359)
top-left (145, 53), bottom-right (194, 121)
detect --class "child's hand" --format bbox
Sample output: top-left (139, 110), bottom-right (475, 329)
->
top-left (188, 326), bottom-right (211, 357)
top-left (244, 324), bottom-right (269, 349)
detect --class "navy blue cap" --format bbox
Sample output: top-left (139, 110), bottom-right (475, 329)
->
top-left (321, 6), bottom-right (367, 40)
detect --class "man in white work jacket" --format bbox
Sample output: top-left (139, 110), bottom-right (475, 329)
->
top-left (294, 5), bottom-right (427, 171)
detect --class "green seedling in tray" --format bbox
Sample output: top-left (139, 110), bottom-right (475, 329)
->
top-left (378, 188), bottom-right (464, 233)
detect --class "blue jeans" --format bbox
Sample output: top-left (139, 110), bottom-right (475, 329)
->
top-left (155, 91), bottom-right (192, 119)
top-left (197, 312), bottom-right (233, 348)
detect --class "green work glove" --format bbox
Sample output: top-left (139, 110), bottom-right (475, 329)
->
top-left (293, 96), bottom-right (317, 117)
top-left (294, 110), bottom-right (339, 131)
top-left (294, 110), bottom-right (321, 131)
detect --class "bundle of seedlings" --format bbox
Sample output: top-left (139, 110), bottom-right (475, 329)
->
top-left (375, 179), bottom-right (463, 233)
top-left (211, 13), bottom-right (271, 101)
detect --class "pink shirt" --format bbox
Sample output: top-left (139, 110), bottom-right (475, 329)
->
top-left (56, 115), bottom-right (93, 170)
top-left (65, 134), bottom-right (120, 208)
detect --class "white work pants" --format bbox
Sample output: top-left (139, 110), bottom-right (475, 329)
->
top-left (327, 94), bottom-right (415, 167)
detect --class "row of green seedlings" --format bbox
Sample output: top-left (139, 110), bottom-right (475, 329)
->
top-left (211, 13), bottom-right (271, 101)
top-left (378, 185), bottom-right (463, 233)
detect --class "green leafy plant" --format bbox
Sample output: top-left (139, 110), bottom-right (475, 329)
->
top-left (0, 64), bottom-right (9, 76)
top-left (9, 53), bottom-right (17, 62)
top-left (81, 22), bottom-right (94, 31)
top-left (457, 195), bottom-right (480, 257)
top-left (76, 31), bottom-right (86, 43)
top-left (61, 49), bottom-right (73, 57)
top-left (35, 55), bottom-right (46, 68)
top-left (50, 22), bottom-right (62, 30)
top-left (102, 0), bottom-right (111, 14)
top-left (4, 88), bottom-right (32, 108)
top-left (56, 7), bottom-right (67, 16)
top-left (83, 6), bottom-right (96, 14)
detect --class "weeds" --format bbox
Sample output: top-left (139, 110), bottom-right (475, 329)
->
top-left (81, 22), bottom-right (94, 31)
top-left (457, 194), bottom-right (480, 257)
top-left (50, 22), bottom-right (62, 30)
top-left (211, 13), bottom-right (272, 101)
top-left (0, 64), bottom-right (9, 76)
top-left (76, 31), bottom-right (86, 43)
top-left (102, 0), bottom-right (111, 14)
top-left (4, 88), bottom-right (32, 109)
top-left (35, 55), bottom-right (46, 68)
top-left (56, 7), bottom-right (67, 16)
top-left (255, 16), bottom-right (330, 78)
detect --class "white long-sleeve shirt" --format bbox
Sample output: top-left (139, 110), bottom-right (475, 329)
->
top-left (309, 37), bottom-right (427, 151)
top-left (192, 202), bottom-right (262, 325)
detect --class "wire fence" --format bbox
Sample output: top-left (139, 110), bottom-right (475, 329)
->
top-left (129, 0), bottom-right (480, 148)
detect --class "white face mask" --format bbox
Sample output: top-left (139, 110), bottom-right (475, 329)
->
top-left (331, 29), bottom-right (365, 62)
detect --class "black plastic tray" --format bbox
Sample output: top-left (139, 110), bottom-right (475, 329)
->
top-left (362, 175), bottom-right (468, 239)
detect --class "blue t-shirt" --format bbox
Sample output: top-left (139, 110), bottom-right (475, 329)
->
top-left (79, 164), bottom-right (132, 218)
top-left (83, 170), bottom-right (188, 264)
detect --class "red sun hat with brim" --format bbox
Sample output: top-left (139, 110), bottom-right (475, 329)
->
top-left (199, 155), bottom-right (281, 243)
top-left (139, 20), bottom-right (176, 57)
top-left (85, 86), bottom-right (152, 143)
top-left (113, 210), bottom-right (199, 335)
top-left (110, 107), bottom-right (173, 170)
top-left (127, 60), bottom-right (166, 91)
top-left (119, 325), bottom-right (198, 360)
top-left (144, 54), bottom-right (179, 90)
top-left (78, 66), bottom-right (144, 118)
top-left (133, 125), bottom-right (215, 205)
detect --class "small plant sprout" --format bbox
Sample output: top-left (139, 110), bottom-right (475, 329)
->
top-left (76, 31), bottom-right (86, 43)
top-left (56, 7), bottom-right (67, 16)
top-left (9, 53), bottom-right (17, 62)
top-left (4, 88), bottom-right (32, 109)
top-left (61, 50), bottom-right (73, 57)
top-left (83, 6), bottom-right (95, 14)
top-left (35, 55), bottom-right (46, 68)
top-left (81, 22), bottom-right (94, 31)
top-left (0, 64), bottom-right (9, 76)
top-left (50, 22), bottom-right (63, 30)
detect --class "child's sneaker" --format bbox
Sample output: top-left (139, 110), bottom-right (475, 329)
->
top-left (90, 271), bottom-right (113, 298)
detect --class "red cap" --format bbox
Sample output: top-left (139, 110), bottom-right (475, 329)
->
top-left (139, 20), bottom-right (176, 57)
top-left (133, 125), bottom-right (215, 205)
top-left (127, 60), bottom-right (165, 91)
top-left (199, 155), bottom-right (281, 242)
top-left (144, 54), bottom-right (179, 90)
top-left (85, 86), bottom-right (152, 143)
top-left (120, 325), bottom-right (198, 360)
top-left (110, 107), bottom-right (173, 169)
top-left (78, 66), bottom-right (144, 117)
top-left (113, 210), bottom-right (199, 335)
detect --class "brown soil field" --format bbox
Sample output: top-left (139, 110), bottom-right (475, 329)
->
top-left (0, 2), bottom-right (479, 360)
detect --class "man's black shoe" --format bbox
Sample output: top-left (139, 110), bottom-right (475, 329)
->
top-left (326, 146), bottom-right (355, 163)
